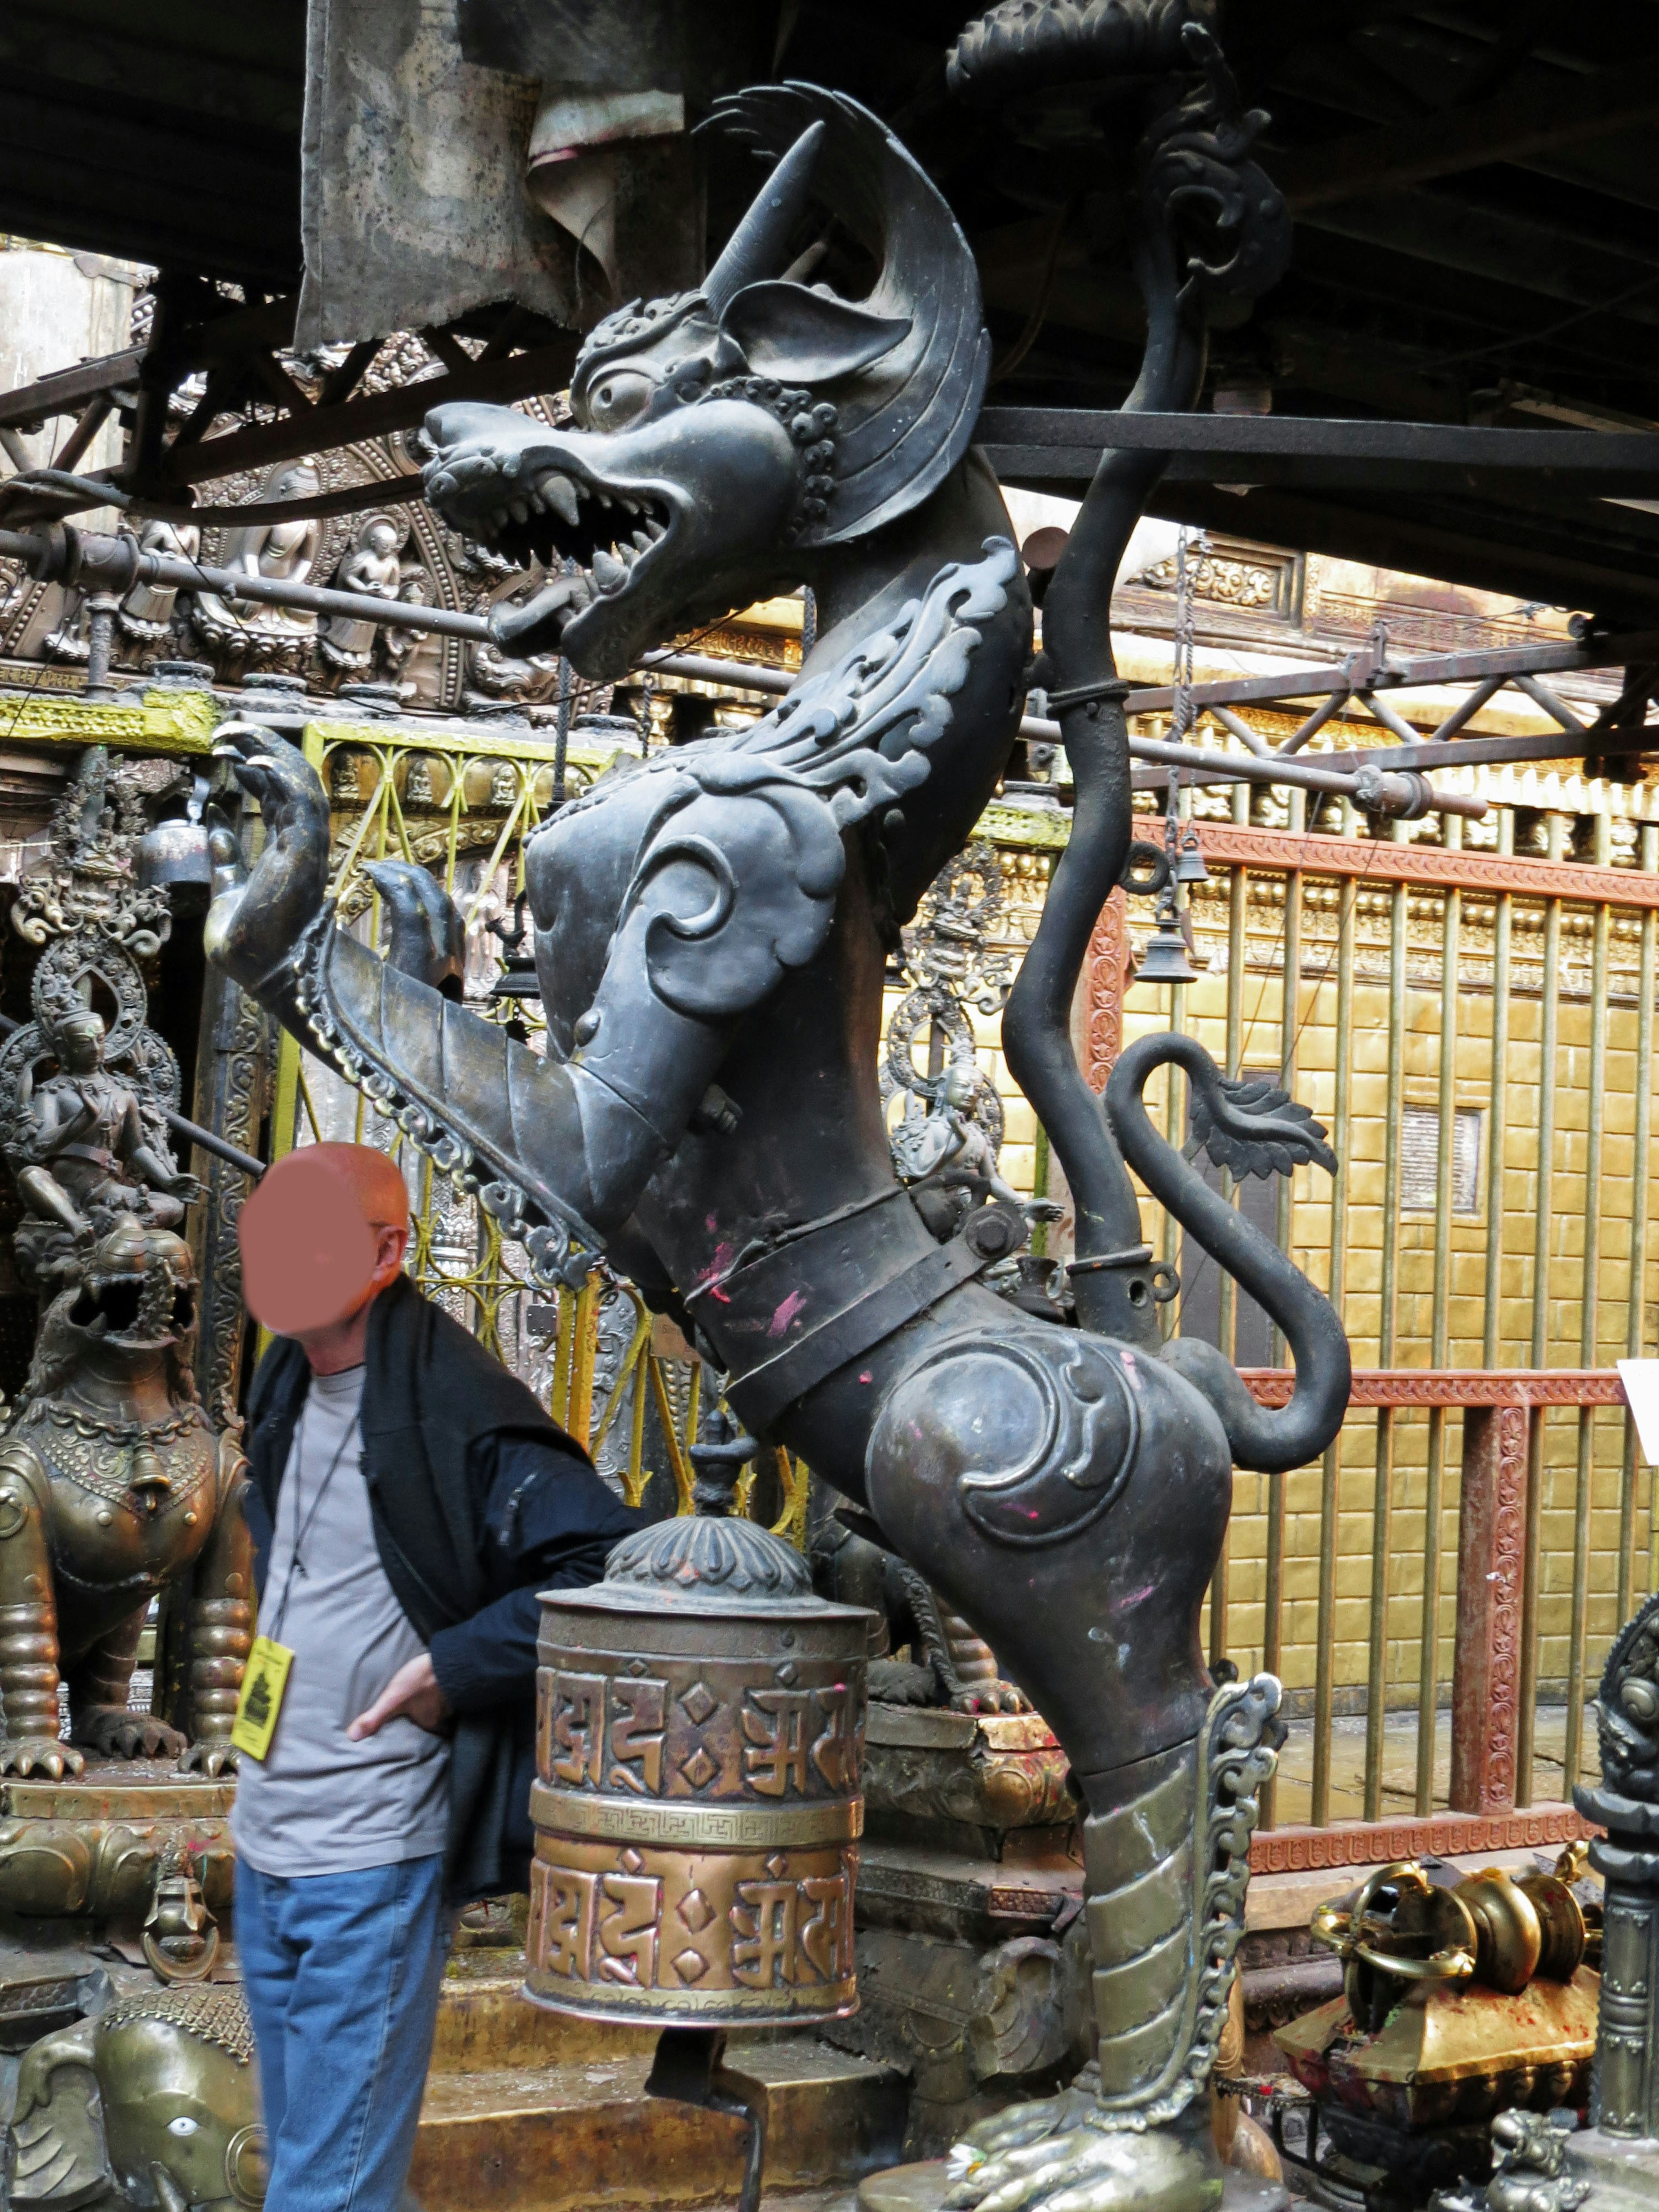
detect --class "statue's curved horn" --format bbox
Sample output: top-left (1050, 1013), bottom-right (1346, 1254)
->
top-left (703, 119), bottom-right (826, 318)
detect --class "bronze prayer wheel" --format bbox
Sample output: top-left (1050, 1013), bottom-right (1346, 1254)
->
top-left (527, 1503), bottom-right (870, 2027)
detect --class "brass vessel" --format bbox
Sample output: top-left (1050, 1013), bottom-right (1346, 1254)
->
top-left (528, 1435), bottom-right (870, 2028)
top-left (1278, 1856), bottom-right (1599, 2131)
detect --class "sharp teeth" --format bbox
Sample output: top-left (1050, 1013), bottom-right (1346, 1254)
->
top-left (508, 498), bottom-right (529, 524)
top-left (597, 491), bottom-right (613, 509)
top-left (619, 541), bottom-right (639, 568)
top-left (542, 474), bottom-right (580, 527)
top-left (592, 548), bottom-right (627, 591)
top-left (620, 497), bottom-right (640, 516)
top-left (526, 486), bottom-right (545, 512)
top-left (643, 514), bottom-right (667, 542)
top-left (489, 504), bottom-right (510, 531)
top-left (630, 529), bottom-right (652, 554)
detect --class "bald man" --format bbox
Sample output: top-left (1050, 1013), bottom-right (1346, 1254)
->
top-left (232, 1143), bottom-right (637, 2212)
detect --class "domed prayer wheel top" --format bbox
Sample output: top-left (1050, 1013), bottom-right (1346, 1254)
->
top-left (527, 1428), bottom-right (871, 2026)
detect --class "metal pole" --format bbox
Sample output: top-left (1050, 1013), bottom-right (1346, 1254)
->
top-left (1311, 809), bottom-right (1355, 1827)
top-left (1366, 834), bottom-right (1408, 1822)
top-left (1519, 812), bottom-right (1565, 1808)
top-left (1482, 809), bottom-right (1513, 1370)
top-left (1623, 823), bottom-right (1659, 1622)
top-left (1215, 783), bottom-right (1251, 1732)
top-left (1566, 821), bottom-right (1611, 1793)
top-left (1274, 789), bottom-right (1305, 1366)
top-left (1417, 817), bottom-right (1462, 1817)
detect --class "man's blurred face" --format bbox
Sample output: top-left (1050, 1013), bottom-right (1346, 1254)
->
top-left (238, 1145), bottom-right (410, 1337)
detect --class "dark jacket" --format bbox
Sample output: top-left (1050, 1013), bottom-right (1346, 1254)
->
top-left (243, 1274), bottom-right (640, 1901)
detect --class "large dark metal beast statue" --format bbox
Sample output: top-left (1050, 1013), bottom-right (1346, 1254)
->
top-left (207, 25), bottom-right (1347, 2209)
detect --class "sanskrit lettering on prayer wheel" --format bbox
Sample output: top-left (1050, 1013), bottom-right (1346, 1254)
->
top-left (528, 1428), bottom-right (868, 2026)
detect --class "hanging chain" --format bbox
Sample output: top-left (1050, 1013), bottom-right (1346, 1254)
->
top-left (1167, 524), bottom-right (1196, 868)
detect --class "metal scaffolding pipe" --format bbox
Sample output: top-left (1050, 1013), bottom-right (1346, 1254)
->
top-left (0, 523), bottom-right (1484, 815)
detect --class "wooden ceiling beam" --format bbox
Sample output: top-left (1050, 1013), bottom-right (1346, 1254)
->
top-left (148, 337), bottom-right (578, 491)
top-left (1271, 55), bottom-right (1659, 210)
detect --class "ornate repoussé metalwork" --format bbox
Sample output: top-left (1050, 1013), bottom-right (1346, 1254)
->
top-left (10, 1982), bottom-right (266, 2212)
top-left (205, 17), bottom-right (1343, 2208)
top-left (0, 751), bottom-right (249, 1781)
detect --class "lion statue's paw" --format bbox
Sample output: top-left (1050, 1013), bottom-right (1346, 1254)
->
top-left (71, 1707), bottom-right (187, 1761)
top-left (949, 1680), bottom-right (1032, 1714)
top-left (0, 1735), bottom-right (85, 1778)
top-left (176, 1739), bottom-right (238, 1777)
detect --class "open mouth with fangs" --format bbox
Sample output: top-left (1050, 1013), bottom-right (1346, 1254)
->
top-left (67, 1270), bottom-right (194, 1347)
top-left (439, 453), bottom-right (679, 625)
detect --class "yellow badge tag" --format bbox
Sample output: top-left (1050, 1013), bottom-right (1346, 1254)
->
top-left (231, 1635), bottom-right (294, 1761)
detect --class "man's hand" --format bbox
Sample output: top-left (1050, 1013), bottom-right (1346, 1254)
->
top-left (348, 1653), bottom-right (451, 1741)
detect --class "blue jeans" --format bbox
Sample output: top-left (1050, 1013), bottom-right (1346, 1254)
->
top-left (236, 1855), bottom-right (449, 2212)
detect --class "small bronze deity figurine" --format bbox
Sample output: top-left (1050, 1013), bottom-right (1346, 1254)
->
top-left (6, 1004), bottom-right (200, 1293)
top-left (208, 23), bottom-right (1334, 2210)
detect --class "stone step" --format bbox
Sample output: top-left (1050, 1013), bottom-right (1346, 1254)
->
top-left (411, 2033), bottom-right (907, 2212)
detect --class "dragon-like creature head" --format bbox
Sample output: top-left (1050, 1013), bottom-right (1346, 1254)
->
top-left (420, 85), bottom-right (989, 680)
top-left (57, 1220), bottom-right (197, 1366)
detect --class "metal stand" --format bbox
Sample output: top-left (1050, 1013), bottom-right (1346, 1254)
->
top-left (645, 2028), bottom-right (768, 2212)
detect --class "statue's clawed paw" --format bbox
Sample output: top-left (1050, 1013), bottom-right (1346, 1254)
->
top-left (0, 1735), bottom-right (85, 1778)
top-left (176, 1739), bottom-right (238, 1777)
top-left (868, 1659), bottom-right (939, 1706)
top-left (945, 2124), bottom-right (1108, 2212)
top-left (72, 1707), bottom-right (187, 1761)
top-left (945, 2092), bottom-right (1223, 2212)
top-left (950, 1681), bottom-right (1033, 1715)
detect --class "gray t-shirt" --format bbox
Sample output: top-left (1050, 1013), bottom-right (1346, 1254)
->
top-left (232, 1363), bottom-right (451, 1876)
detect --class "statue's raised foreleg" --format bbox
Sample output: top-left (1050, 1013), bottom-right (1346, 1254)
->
top-left (174, 1432), bottom-right (252, 1777)
top-left (0, 1446), bottom-right (82, 1778)
top-left (66, 1603), bottom-right (185, 1761)
top-left (206, 728), bottom-right (796, 1288)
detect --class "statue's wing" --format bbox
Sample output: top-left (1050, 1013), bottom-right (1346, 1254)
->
top-left (10, 2020), bottom-right (111, 2210)
top-left (596, 538), bottom-right (1019, 1033)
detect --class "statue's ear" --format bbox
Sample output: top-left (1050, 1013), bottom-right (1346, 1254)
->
top-left (720, 282), bottom-right (911, 385)
top-left (11, 2020), bottom-right (111, 2206)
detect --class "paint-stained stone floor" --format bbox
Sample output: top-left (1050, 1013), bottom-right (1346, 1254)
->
top-left (1268, 1702), bottom-right (1595, 1827)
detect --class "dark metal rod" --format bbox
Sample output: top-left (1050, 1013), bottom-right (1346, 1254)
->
top-left (977, 407), bottom-right (1659, 477)
top-left (0, 527), bottom-right (1588, 799)
top-left (0, 526), bottom-right (492, 644)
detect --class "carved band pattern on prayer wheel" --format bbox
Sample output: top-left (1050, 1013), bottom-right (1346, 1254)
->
top-left (528, 1508), bottom-right (869, 2026)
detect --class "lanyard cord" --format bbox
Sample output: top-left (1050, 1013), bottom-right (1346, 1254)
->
top-left (267, 1397), bottom-right (363, 1644)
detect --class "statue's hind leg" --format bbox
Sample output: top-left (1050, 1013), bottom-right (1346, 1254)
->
top-left (66, 1605), bottom-right (186, 1761)
top-left (864, 1323), bottom-right (1283, 2212)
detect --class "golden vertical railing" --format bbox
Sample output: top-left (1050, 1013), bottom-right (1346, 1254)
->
top-left (1117, 776), bottom-right (1659, 1833)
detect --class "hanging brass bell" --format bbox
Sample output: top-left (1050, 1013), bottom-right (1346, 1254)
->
top-left (1174, 831), bottom-right (1210, 885)
top-left (136, 774), bottom-right (216, 908)
top-left (527, 1423), bottom-right (869, 2028)
top-left (1135, 892), bottom-right (1198, 986)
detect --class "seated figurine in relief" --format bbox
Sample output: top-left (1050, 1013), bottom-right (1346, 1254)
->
top-left (9, 1011), bottom-right (200, 1288)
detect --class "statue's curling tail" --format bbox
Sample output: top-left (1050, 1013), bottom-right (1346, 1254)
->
top-left (1106, 1032), bottom-right (1352, 1475)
